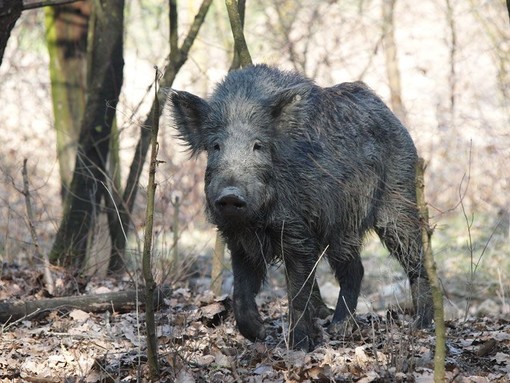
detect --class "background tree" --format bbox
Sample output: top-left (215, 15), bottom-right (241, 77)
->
top-left (381, 0), bottom-right (406, 124)
top-left (44, 1), bottom-right (90, 200)
top-left (1, 0), bottom-right (84, 66)
top-left (50, 0), bottom-right (124, 268)
top-left (258, 0), bottom-right (334, 79)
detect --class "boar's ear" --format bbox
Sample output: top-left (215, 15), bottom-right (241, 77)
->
top-left (268, 84), bottom-right (312, 130)
top-left (169, 89), bottom-right (210, 157)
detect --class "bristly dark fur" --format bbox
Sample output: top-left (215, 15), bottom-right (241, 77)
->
top-left (169, 64), bottom-right (433, 351)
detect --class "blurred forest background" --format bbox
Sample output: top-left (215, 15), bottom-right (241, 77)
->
top-left (0, 0), bottom-right (508, 318)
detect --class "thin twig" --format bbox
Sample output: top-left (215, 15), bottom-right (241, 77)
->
top-left (22, 159), bottom-right (54, 295)
top-left (22, 159), bottom-right (40, 262)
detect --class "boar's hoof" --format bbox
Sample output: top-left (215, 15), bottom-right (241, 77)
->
top-left (237, 316), bottom-right (266, 342)
top-left (292, 338), bottom-right (311, 352)
top-left (412, 312), bottom-right (433, 329)
top-left (313, 303), bottom-right (334, 320)
top-left (327, 317), bottom-right (355, 337)
top-left (289, 319), bottom-right (323, 352)
top-left (289, 330), bottom-right (315, 352)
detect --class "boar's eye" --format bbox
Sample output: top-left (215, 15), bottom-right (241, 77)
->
top-left (213, 142), bottom-right (221, 151)
top-left (253, 141), bottom-right (262, 151)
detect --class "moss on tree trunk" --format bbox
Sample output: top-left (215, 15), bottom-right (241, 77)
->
top-left (50, 0), bottom-right (125, 268)
top-left (44, 2), bottom-right (90, 200)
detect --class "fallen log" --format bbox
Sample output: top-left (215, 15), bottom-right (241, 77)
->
top-left (0, 286), bottom-right (172, 324)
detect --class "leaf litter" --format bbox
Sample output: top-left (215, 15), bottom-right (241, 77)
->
top-left (0, 264), bottom-right (509, 382)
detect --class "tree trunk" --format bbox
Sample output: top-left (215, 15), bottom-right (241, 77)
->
top-left (0, 0), bottom-right (23, 66)
top-left (381, 0), bottom-right (407, 124)
top-left (107, 0), bottom-right (213, 273)
top-left (50, 0), bottom-right (124, 269)
top-left (44, 1), bottom-right (90, 201)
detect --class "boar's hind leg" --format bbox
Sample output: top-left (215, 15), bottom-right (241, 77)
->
top-left (375, 218), bottom-right (433, 328)
top-left (328, 239), bottom-right (364, 327)
top-left (231, 246), bottom-right (267, 342)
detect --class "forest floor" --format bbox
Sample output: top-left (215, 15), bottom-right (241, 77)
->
top-left (0, 258), bottom-right (509, 383)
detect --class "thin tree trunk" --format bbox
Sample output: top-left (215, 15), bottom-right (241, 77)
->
top-left (50, 0), bottom-right (124, 269)
top-left (381, 0), bottom-right (406, 124)
top-left (44, 1), bottom-right (90, 200)
top-left (445, 0), bottom-right (456, 120)
top-left (142, 69), bottom-right (161, 380)
top-left (416, 158), bottom-right (445, 383)
top-left (108, 0), bottom-right (213, 273)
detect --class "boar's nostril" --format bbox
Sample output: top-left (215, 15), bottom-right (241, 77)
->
top-left (215, 191), bottom-right (247, 216)
top-left (217, 196), bottom-right (246, 208)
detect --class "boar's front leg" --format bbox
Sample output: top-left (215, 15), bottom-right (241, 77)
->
top-left (283, 240), bottom-right (321, 351)
top-left (230, 243), bottom-right (267, 342)
top-left (311, 279), bottom-right (333, 319)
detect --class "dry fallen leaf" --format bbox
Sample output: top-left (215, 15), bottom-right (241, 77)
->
top-left (175, 368), bottom-right (196, 383)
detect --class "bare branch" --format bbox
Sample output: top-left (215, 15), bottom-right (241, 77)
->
top-left (22, 0), bottom-right (84, 11)
top-left (169, 0), bottom-right (178, 57)
top-left (225, 0), bottom-right (252, 67)
top-left (21, 160), bottom-right (55, 294)
top-left (178, 0), bottom-right (213, 67)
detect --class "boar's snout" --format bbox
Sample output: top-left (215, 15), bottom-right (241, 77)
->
top-left (214, 187), bottom-right (247, 218)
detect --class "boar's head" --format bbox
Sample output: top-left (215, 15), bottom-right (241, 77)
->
top-left (169, 66), bottom-right (318, 229)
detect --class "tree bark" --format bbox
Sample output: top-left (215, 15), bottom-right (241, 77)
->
top-left (0, 0), bottom-right (23, 66)
top-left (45, 1), bottom-right (90, 200)
top-left (50, 0), bottom-right (124, 269)
top-left (108, 0), bottom-right (213, 273)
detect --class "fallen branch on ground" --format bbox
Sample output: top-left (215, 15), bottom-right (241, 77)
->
top-left (0, 286), bottom-right (172, 324)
